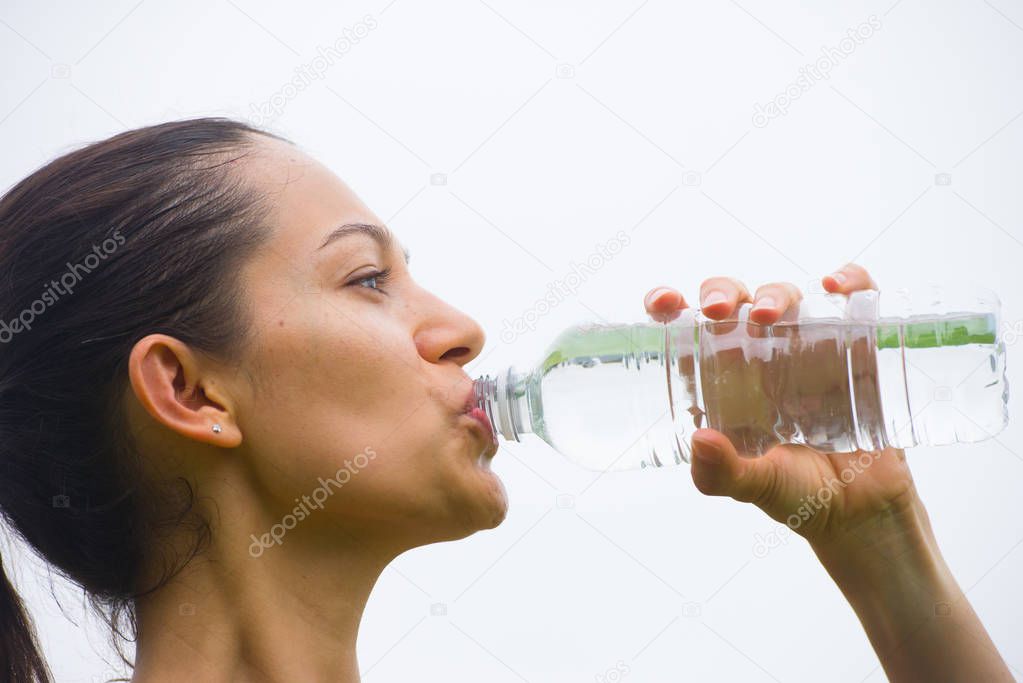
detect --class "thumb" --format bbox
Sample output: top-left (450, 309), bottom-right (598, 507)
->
top-left (690, 428), bottom-right (777, 506)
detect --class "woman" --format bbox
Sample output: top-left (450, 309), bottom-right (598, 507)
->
top-left (0, 118), bottom-right (1010, 682)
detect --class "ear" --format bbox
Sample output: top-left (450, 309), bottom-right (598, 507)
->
top-left (127, 334), bottom-right (242, 447)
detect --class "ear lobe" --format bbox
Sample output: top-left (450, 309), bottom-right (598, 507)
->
top-left (127, 334), bottom-right (242, 447)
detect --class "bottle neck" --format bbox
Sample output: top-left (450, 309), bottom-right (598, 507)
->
top-left (474, 368), bottom-right (531, 442)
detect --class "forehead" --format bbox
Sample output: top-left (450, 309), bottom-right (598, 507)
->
top-left (241, 136), bottom-right (383, 255)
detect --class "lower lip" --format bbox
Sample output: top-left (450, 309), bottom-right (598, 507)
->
top-left (466, 407), bottom-right (497, 445)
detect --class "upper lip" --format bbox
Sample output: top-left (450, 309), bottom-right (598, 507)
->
top-left (460, 381), bottom-right (498, 455)
top-left (462, 381), bottom-right (478, 414)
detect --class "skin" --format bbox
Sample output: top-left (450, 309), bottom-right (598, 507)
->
top-left (121, 135), bottom-right (1010, 681)
top-left (126, 135), bottom-right (501, 682)
top-left (644, 263), bottom-right (1013, 682)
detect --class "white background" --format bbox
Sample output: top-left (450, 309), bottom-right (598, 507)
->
top-left (2, 1), bottom-right (1022, 681)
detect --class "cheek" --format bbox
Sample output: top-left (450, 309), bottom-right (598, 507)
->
top-left (239, 304), bottom-right (505, 537)
top-left (261, 310), bottom-right (415, 419)
top-left (240, 311), bottom-right (422, 500)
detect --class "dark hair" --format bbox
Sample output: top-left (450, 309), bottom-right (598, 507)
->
top-left (0, 118), bottom-right (283, 681)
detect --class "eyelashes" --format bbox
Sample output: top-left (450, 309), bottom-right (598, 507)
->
top-left (349, 266), bottom-right (393, 293)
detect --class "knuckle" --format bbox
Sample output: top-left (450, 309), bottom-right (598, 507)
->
top-left (754, 282), bottom-right (802, 301)
top-left (842, 262), bottom-right (867, 278)
top-left (739, 459), bottom-right (778, 508)
top-left (844, 262), bottom-right (879, 289)
top-left (702, 276), bottom-right (751, 302)
top-left (701, 276), bottom-right (732, 291)
top-left (701, 278), bottom-right (736, 299)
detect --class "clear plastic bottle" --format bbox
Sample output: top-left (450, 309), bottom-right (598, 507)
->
top-left (473, 286), bottom-right (1009, 471)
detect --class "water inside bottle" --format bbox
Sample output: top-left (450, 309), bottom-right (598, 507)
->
top-left (526, 310), bottom-right (1005, 470)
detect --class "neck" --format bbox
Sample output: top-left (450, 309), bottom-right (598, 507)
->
top-left (132, 521), bottom-right (395, 682)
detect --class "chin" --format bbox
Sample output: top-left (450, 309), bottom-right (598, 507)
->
top-left (483, 476), bottom-right (509, 528)
top-left (471, 450), bottom-right (508, 525)
top-left (475, 484), bottom-right (508, 530)
top-left (440, 461), bottom-right (509, 539)
top-left (452, 428), bottom-right (508, 523)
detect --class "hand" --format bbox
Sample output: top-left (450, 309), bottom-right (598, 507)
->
top-left (645, 264), bottom-right (1014, 681)
top-left (643, 263), bottom-right (918, 546)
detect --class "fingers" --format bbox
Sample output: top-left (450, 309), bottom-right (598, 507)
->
top-left (750, 281), bottom-right (803, 325)
top-left (699, 277), bottom-right (803, 324)
top-left (690, 428), bottom-right (778, 506)
top-left (822, 262), bottom-right (878, 294)
top-left (644, 286), bottom-right (688, 322)
top-left (656, 264), bottom-right (876, 326)
top-left (699, 277), bottom-right (752, 320)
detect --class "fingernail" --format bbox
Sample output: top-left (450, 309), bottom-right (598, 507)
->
top-left (645, 287), bottom-right (673, 308)
top-left (829, 272), bottom-right (847, 285)
top-left (752, 295), bottom-right (776, 311)
top-left (702, 290), bottom-right (727, 307)
top-left (692, 436), bottom-right (724, 464)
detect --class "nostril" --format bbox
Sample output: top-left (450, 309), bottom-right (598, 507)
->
top-left (440, 346), bottom-right (471, 361)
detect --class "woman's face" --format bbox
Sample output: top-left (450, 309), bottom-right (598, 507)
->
top-left (230, 136), bottom-right (504, 550)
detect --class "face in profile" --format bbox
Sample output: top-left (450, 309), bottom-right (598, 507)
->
top-left (213, 136), bottom-right (505, 554)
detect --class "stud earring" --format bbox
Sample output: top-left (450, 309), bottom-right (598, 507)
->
top-left (211, 424), bottom-right (223, 434)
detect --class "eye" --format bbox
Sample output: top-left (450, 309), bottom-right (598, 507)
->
top-left (349, 267), bottom-right (392, 293)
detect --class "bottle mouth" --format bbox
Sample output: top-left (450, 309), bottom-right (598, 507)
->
top-left (472, 371), bottom-right (520, 442)
top-left (472, 375), bottom-right (496, 432)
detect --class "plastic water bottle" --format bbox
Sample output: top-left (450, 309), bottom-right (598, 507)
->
top-left (473, 286), bottom-right (1009, 471)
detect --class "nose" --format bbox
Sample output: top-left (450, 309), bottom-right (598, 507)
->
top-left (412, 288), bottom-right (486, 367)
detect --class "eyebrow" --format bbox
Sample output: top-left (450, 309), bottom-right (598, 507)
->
top-left (317, 222), bottom-right (410, 263)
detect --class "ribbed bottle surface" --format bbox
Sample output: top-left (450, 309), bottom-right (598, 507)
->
top-left (476, 287), bottom-right (1008, 471)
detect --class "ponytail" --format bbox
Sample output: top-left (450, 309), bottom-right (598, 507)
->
top-left (0, 118), bottom-right (281, 678)
top-left (0, 551), bottom-right (51, 683)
